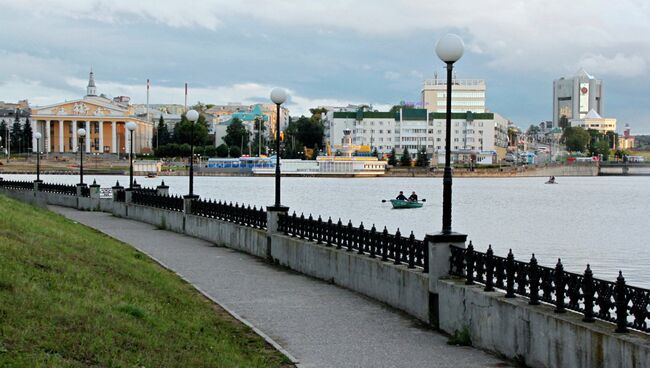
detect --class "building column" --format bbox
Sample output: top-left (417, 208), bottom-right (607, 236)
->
top-left (45, 120), bottom-right (51, 153)
top-left (85, 121), bottom-right (91, 153)
top-left (32, 121), bottom-right (38, 153)
top-left (72, 121), bottom-right (78, 152)
top-left (59, 120), bottom-right (65, 153)
top-left (111, 121), bottom-right (117, 154)
top-left (98, 121), bottom-right (104, 153)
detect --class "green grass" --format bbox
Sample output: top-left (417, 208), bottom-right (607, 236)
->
top-left (0, 195), bottom-right (292, 367)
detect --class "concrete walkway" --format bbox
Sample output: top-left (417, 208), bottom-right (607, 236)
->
top-left (51, 206), bottom-right (510, 368)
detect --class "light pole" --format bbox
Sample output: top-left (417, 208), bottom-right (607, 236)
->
top-left (435, 34), bottom-right (464, 234)
top-left (78, 128), bottom-right (86, 185)
top-left (185, 109), bottom-right (199, 198)
top-left (126, 122), bottom-right (137, 189)
top-left (270, 88), bottom-right (287, 208)
top-left (34, 132), bottom-right (42, 182)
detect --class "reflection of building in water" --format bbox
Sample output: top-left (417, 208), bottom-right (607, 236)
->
top-left (553, 69), bottom-right (604, 128)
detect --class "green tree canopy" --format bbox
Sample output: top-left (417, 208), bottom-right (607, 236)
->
top-left (400, 148), bottom-right (412, 166)
top-left (173, 113), bottom-right (209, 146)
top-left (216, 144), bottom-right (229, 158)
top-left (155, 115), bottom-right (171, 147)
top-left (229, 145), bottom-right (241, 158)
top-left (223, 118), bottom-right (250, 148)
top-left (11, 120), bottom-right (22, 154)
top-left (388, 148), bottom-right (398, 166)
top-left (251, 116), bottom-right (267, 156)
top-left (293, 116), bottom-right (324, 149)
top-left (415, 147), bottom-right (429, 167)
top-left (22, 119), bottom-right (32, 152)
top-left (561, 127), bottom-right (590, 152)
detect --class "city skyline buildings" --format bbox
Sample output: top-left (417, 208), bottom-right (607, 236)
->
top-left (1, 1), bottom-right (649, 133)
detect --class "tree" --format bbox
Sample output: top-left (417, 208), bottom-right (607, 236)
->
top-left (400, 148), bottom-right (412, 166)
top-left (388, 148), bottom-right (398, 166)
top-left (22, 119), bottom-right (32, 152)
top-left (561, 127), bottom-right (590, 152)
top-left (223, 118), bottom-right (250, 148)
top-left (229, 145), bottom-right (241, 158)
top-left (372, 147), bottom-right (379, 158)
top-left (251, 116), bottom-right (267, 156)
top-left (293, 115), bottom-right (324, 149)
top-left (174, 113), bottom-right (209, 146)
top-left (154, 115), bottom-right (171, 147)
top-left (216, 144), bottom-right (229, 158)
top-left (11, 119), bottom-right (22, 154)
top-left (589, 139), bottom-right (611, 161)
top-left (527, 124), bottom-right (541, 136)
top-left (415, 147), bottom-right (429, 167)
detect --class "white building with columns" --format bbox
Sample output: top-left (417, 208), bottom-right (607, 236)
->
top-left (30, 71), bottom-right (153, 155)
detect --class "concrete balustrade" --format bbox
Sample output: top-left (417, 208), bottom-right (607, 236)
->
top-left (1, 181), bottom-right (649, 368)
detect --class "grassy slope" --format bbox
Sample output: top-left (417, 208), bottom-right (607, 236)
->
top-left (0, 195), bottom-right (290, 367)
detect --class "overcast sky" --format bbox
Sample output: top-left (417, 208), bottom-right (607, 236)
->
top-left (1, 0), bottom-right (649, 133)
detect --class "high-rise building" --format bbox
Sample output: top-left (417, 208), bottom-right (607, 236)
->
top-left (422, 77), bottom-right (486, 113)
top-left (553, 69), bottom-right (604, 128)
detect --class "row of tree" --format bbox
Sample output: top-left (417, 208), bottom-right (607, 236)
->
top-left (386, 147), bottom-right (430, 167)
top-left (0, 119), bottom-right (33, 154)
top-left (561, 127), bottom-right (617, 160)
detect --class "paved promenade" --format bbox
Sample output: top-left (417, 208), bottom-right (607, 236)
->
top-left (51, 206), bottom-right (510, 368)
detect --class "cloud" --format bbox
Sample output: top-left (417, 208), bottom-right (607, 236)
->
top-left (578, 53), bottom-right (647, 78)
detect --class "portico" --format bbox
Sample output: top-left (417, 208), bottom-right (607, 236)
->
top-left (30, 70), bottom-right (153, 155)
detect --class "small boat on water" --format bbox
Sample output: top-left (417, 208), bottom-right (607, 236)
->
top-left (145, 172), bottom-right (157, 178)
top-left (390, 199), bottom-right (424, 209)
top-left (545, 181), bottom-right (558, 184)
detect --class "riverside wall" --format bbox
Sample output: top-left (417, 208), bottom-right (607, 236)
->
top-left (1, 185), bottom-right (649, 368)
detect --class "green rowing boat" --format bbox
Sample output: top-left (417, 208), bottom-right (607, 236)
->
top-left (390, 199), bottom-right (424, 209)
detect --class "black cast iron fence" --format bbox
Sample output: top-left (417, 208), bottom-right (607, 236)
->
top-left (131, 191), bottom-right (183, 212)
top-left (278, 212), bottom-right (428, 272)
top-left (80, 186), bottom-right (90, 198)
top-left (115, 190), bottom-right (125, 202)
top-left (38, 182), bottom-right (77, 196)
top-left (449, 243), bottom-right (649, 334)
top-left (0, 180), bottom-right (34, 191)
top-left (191, 198), bottom-right (267, 229)
top-left (135, 186), bottom-right (158, 196)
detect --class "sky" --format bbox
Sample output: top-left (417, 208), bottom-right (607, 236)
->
top-left (1, 0), bottom-right (649, 133)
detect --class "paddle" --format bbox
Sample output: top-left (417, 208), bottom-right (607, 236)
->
top-left (382, 198), bottom-right (426, 203)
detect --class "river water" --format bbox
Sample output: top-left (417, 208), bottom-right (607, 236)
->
top-left (3, 173), bottom-right (649, 288)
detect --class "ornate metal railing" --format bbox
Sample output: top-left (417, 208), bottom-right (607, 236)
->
top-left (135, 186), bottom-right (158, 196)
top-left (0, 180), bottom-right (34, 191)
top-left (131, 191), bottom-right (183, 212)
top-left (278, 212), bottom-right (428, 272)
top-left (449, 243), bottom-right (649, 334)
top-left (115, 190), bottom-right (126, 202)
top-left (80, 186), bottom-right (90, 198)
top-left (191, 198), bottom-right (267, 229)
top-left (38, 182), bottom-right (77, 196)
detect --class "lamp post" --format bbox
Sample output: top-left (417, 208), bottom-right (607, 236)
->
top-left (185, 109), bottom-right (199, 198)
top-left (126, 122), bottom-right (137, 189)
top-left (34, 132), bottom-right (42, 182)
top-left (78, 128), bottom-right (86, 185)
top-left (270, 88), bottom-right (287, 208)
top-left (435, 34), bottom-right (464, 234)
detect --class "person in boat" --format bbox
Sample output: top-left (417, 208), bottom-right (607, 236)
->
top-left (396, 191), bottom-right (407, 201)
top-left (547, 176), bottom-right (556, 184)
top-left (408, 191), bottom-right (418, 202)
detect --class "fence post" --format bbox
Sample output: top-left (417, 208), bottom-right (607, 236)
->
top-left (156, 180), bottom-right (169, 196)
top-left (465, 241), bottom-right (475, 285)
top-left (554, 259), bottom-right (566, 313)
top-left (484, 245), bottom-right (495, 292)
top-left (582, 264), bottom-right (595, 322)
top-left (425, 231), bottom-right (467, 328)
top-left (529, 254), bottom-right (540, 305)
top-left (112, 181), bottom-right (124, 201)
top-left (183, 193), bottom-right (199, 215)
top-left (76, 183), bottom-right (88, 210)
top-left (505, 249), bottom-right (516, 298)
top-left (614, 271), bottom-right (628, 333)
top-left (266, 204), bottom-right (289, 261)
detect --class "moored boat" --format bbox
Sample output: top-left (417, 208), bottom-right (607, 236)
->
top-left (390, 199), bottom-right (424, 209)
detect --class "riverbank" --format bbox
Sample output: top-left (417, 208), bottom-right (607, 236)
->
top-left (0, 195), bottom-right (291, 367)
top-left (0, 163), bottom-right (599, 177)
